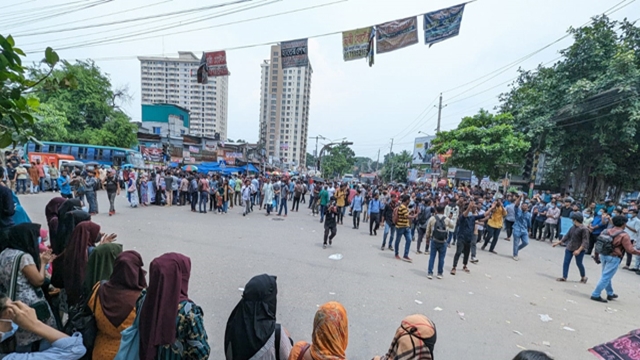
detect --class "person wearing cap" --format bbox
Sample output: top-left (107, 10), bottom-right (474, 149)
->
top-left (553, 212), bottom-right (589, 283)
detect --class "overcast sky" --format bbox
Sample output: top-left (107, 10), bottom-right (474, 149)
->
top-left (8, 0), bottom-right (638, 159)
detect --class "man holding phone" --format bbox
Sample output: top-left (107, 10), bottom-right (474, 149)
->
top-left (482, 198), bottom-right (508, 254)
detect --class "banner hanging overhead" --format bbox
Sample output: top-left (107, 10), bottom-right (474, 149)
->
top-left (197, 52), bottom-right (209, 84)
top-left (281, 39), bottom-right (309, 68)
top-left (205, 51), bottom-right (230, 77)
top-left (423, 4), bottom-right (465, 47)
top-left (342, 27), bottom-right (374, 62)
top-left (376, 17), bottom-right (419, 54)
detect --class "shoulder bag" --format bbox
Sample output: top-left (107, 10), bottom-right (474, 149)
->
top-left (9, 254), bottom-right (51, 322)
top-left (114, 292), bottom-right (146, 360)
top-left (64, 280), bottom-right (104, 357)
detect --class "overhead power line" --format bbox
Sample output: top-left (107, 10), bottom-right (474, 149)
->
top-left (1, 0), bottom-right (114, 30)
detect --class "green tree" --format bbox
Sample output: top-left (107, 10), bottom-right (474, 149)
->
top-left (30, 60), bottom-right (137, 148)
top-left (321, 144), bottom-right (355, 178)
top-left (353, 156), bottom-right (373, 176)
top-left (0, 35), bottom-right (61, 147)
top-left (32, 102), bottom-right (69, 142)
top-left (306, 152), bottom-right (316, 168)
top-left (500, 15), bottom-right (640, 202)
top-left (381, 150), bottom-right (412, 183)
top-left (430, 110), bottom-right (530, 180)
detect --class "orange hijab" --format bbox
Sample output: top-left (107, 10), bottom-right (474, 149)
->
top-left (290, 302), bottom-right (348, 360)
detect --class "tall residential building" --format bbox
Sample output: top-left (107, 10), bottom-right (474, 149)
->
top-left (138, 51), bottom-right (228, 140)
top-left (258, 45), bottom-right (312, 167)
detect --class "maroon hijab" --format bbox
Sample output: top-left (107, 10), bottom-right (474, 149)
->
top-left (98, 251), bottom-right (147, 328)
top-left (139, 253), bottom-right (191, 360)
top-left (63, 221), bottom-right (101, 306)
top-left (45, 197), bottom-right (66, 240)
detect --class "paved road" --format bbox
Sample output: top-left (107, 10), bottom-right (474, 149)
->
top-left (19, 192), bottom-right (640, 359)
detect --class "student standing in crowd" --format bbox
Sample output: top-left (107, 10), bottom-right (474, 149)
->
top-left (511, 194), bottom-right (531, 261)
top-left (482, 199), bottom-right (507, 253)
top-left (368, 193), bottom-right (382, 236)
top-left (350, 190), bottom-right (363, 230)
top-left (394, 195), bottom-right (416, 263)
top-left (553, 212), bottom-right (589, 284)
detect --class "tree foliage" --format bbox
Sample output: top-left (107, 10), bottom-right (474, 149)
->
top-left (30, 60), bottom-right (137, 148)
top-left (500, 15), bottom-right (640, 202)
top-left (321, 144), bottom-right (355, 178)
top-left (381, 150), bottom-right (412, 183)
top-left (306, 152), bottom-right (315, 168)
top-left (0, 35), bottom-right (62, 147)
top-left (431, 110), bottom-right (530, 180)
top-left (32, 102), bottom-right (69, 142)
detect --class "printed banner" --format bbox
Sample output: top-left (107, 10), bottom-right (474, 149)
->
top-left (376, 17), bottom-right (419, 54)
top-left (412, 136), bottom-right (436, 165)
top-left (205, 51), bottom-right (230, 77)
top-left (423, 4), bottom-right (465, 47)
top-left (140, 146), bottom-right (163, 164)
top-left (197, 52), bottom-right (208, 84)
top-left (281, 39), bottom-right (309, 68)
top-left (188, 146), bottom-right (200, 154)
top-left (342, 27), bottom-right (374, 62)
top-left (182, 150), bottom-right (190, 158)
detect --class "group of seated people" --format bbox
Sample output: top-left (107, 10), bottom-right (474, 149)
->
top-left (0, 196), bottom-right (553, 359)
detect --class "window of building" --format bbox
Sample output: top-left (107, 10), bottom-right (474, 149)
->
top-left (273, 51), bottom-right (279, 56)
top-left (153, 127), bottom-right (161, 135)
top-left (272, 58), bottom-right (279, 63)
top-left (272, 69), bottom-right (278, 74)
top-left (271, 88), bottom-right (277, 93)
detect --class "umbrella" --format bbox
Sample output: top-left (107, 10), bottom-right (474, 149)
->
top-left (312, 176), bottom-right (324, 183)
top-left (182, 165), bottom-right (198, 172)
top-left (122, 164), bottom-right (134, 169)
top-left (85, 161), bottom-right (100, 166)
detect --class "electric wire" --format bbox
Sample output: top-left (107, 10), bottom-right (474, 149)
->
top-left (1, 0), bottom-right (114, 30)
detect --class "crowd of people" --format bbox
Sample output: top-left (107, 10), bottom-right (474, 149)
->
top-left (0, 155), bottom-right (637, 358)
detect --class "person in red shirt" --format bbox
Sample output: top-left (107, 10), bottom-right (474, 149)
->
top-left (35, 159), bottom-right (45, 192)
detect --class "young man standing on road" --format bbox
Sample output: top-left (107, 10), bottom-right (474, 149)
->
top-left (368, 193), bottom-right (382, 236)
top-left (512, 194), bottom-right (531, 261)
top-left (482, 199), bottom-right (507, 253)
top-left (319, 185), bottom-right (329, 223)
top-left (395, 194), bottom-right (417, 263)
top-left (103, 170), bottom-right (120, 216)
top-left (381, 194), bottom-right (397, 251)
top-left (591, 215), bottom-right (640, 303)
top-left (323, 197), bottom-right (338, 249)
top-left (453, 201), bottom-right (489, 275)
top-left (426, 205), bottom-right (453, 279)
top-left (57, 169), bottom-right (72, 199)
top-left (48, 163), bottom-right (59, 192)
top-left (553, 212), bottom-right (589, 283)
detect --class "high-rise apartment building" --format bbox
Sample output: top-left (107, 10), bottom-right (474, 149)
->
top-left (258, 45), bottom-right (312, 167)
top-left (138, 51), bottom-right (228, 139)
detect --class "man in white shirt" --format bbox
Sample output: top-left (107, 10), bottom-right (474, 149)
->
top-left (625, 209), bottom-right (640, 271)
top-left (444, 201), bottom-right (460, 246)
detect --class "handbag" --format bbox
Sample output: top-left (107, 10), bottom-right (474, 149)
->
top-left (8, 254), bottom-right (51, 322)
top-left (64, 281), bottom-right (104, 358)
top-left (114, 292), bottom-right (146, 360)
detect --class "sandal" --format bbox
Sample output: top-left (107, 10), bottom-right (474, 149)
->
top-left (463, 267), bottom-right (470, 273)
top-left (450, 268), bottom-right (457, 276)
top-left (580, 277), bottom-right (588, 284)
top-left (556, 278), bottom-right (567, 282)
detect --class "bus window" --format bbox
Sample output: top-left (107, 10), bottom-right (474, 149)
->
top-left (27, 143), bottom-right (36, 153)
top-left (41, 145), bottom-right (50, 153)
top-left (77, 147), bottom-right (85, 160)
top-left (71, 147), bottom-right (79, 158)
top-left (55, 145), bottom-right (63, 153)
top-left (102, 149), bottom-right (111, 161)
top-left (61, 146), bottom-right (70, 155)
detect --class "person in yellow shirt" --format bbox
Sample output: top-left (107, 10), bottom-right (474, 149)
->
top-left (335, 184), bottom-right (348, 225)
top-left (481, 199), bottom-right (507, 253)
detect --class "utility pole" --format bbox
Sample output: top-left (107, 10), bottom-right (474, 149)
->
top-left (389, 138), bottom-right (394, 182)
top-left (309, 135), bottom-right (325, 171)
top-left (375, 148), bottom-right (380, 172)
top-left (436, 93), bottom-right (443, 133)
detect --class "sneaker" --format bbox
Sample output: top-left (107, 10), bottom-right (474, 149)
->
top-left (424, 251), bottom-right (430, 255)
top-left (490, 250), bottom-right (498, 254)
top-left (470, 257), bottom-right (479, 263)
top-left (481, 245), bottom-right (486, 251)
top-left (513, 256), bottom-right (519, 261)
top-left (395, 255), bottom-right (401, 260)
top-left (436, 274), bottom-right (443, 279)
top-left (323, 244), bottom-right (327, 249)
top-left (402, 257), bottom-right (412, 263)
top-left (388, 246), bottom-right (394, 251)
top-left (427, 274), bottom-right (433, 279)
top-left (381, 245), bottom-right (385, 250)
top-left (607, 294), bottom-right (618, 301)
top-left (416, 250), bottom-right (423, 254)
top-left (590, 296), bottom-right (608, 303)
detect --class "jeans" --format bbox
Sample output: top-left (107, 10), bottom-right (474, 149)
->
top-left (223, 200), bottom-right (229, 213)
top-left (472, 230), bottom-right (483, 258)
top-left (291, 196), bottom-right (300, 211)
top-left (592, 255), bottom-right (621, 298)
top-left (416, 227), bottom-right (427, 252)
top-left (382, 222), bottom-right (395, 248)
top-left (512, 230), bottom-right (529, 257)
top-left (199, 192), bottom-right (208, 213)
top-left (308, 195), bottom-right (314, 208)
top-left (190, 192), bottom-right (198, 211)
top-left (337, 206), bottom-right (344, 224)
top-left (278, 198), bottom-right (288, 215)
top-left (544, 223), bottom-right (556, 240)
top-left (244, 199), bottom-right (251, 215)
top-left (320, 205), bottom-right (327, 222)
top-left (483, 226), bottom-right (502, 251)
top-left (17, 179), bottom-right (27, 193)
top-left (453, 239), bottom-right (471, 267)
top-left (369, 213), bottom-right (380, 234)
top-left (107, 191), bottom-right (116, 213)
top-left (50, 178), bottom-right (58, 191)
top-left (39, 177), bottom-right (45, 192)
top-left (86, 191), bottom-right (98, 214)
top-left (533, 221), bottom-right (545, 239)
top-left (395, 227), bottom-right (412, 258)
top-left (563, 249), bottom-right (586, 279)
top-left (428, 240), bottom-right (447, 275)
top-left (323, 225), bottom-right (337, 244)
top-left (180, 191), bottom-right (188, 206)
top-left (352, 211), bottom-right (360, 228)
top-left (505, 220), bottom-right (514, 238)
top-left (447, 223), bottom-right (459, 245)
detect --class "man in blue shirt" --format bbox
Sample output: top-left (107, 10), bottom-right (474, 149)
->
top-left (368, 193), bottom-right (382, 236)
top-left (57, 169), bottom-right (72, 199)
top-left (350, 192), bottom-right (364, 229)
top-left (512, 194), bottom-right (532, 261)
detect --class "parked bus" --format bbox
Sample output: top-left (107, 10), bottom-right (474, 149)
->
top-left (24, 141), bottom-right (145, 168)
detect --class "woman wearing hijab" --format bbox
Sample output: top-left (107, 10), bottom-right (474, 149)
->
top-left (0, 223), bottom-right (57, 351)
top-left (138, 253), bottom-right (210, 360)
top-left (53, 199), bottom-right (82, 254)
top-left (288, 302), bottom-right (348, 360)
top-left (225, 274), bottom-right (292, 360)
top-left (82, 242), bottom-right (123, 296)
top-left (90, 251), bottom-right (147, 360)
top-left (45, 197), bottom-right (66, 241)
top-left (50, 210), bottom-right (91, 292)
top-left (63, 222), bottom-right (116, 306)
top-left (127, 172), bottom-right (139, 208)
top-left (372, 315), bottom-right (437, 360)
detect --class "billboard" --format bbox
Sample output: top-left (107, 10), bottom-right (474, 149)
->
top-left (412, 136), bottom-right (435, 165)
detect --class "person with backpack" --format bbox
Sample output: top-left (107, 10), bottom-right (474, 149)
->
top-left (425, 206), bottom-right (454, 279)
top-left (415, 199), bottom-right (434, 254)
top-left (552, 212), bottom-right (589, 284)
top-left (590, 215), bottom-right (640, 303)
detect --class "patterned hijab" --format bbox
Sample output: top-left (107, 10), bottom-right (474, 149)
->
top-left (310, 302), bottom-right (348, 360)
top-left (373, 315), bottom-right (436, 360)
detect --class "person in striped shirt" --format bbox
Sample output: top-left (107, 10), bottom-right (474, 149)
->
top-left (395, 195), bottom-right (418, 263)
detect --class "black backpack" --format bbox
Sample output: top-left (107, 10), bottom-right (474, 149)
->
top-left (433, 215), bottom-right (448, 241)
top-left (418, 205), bottom-right (430, 226)
top-left (595, 230), bottom-right (624, 256)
